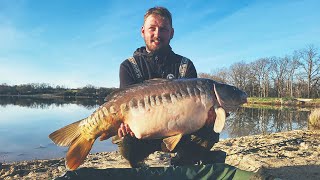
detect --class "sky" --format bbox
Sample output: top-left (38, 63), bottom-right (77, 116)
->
top-left (1, 0), bottom-right (319, 88)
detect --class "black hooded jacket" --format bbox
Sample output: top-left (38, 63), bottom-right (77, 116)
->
top-left (119, 46), bottom-right (197, 88)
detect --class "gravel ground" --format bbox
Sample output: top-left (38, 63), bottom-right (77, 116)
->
top-left (1, 130), bottom-right (319, 180)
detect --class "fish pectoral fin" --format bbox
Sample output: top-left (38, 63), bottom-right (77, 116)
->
top-left (214, 107), bottom-right (226, 133)
top-left (162, 134), bottom-right (183, 152)
top-left (99, 132), bottom-right (112, 141)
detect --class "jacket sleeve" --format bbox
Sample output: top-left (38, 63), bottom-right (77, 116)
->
top-left (119, 61), bottom-right (136, 88)
top-left (185, 60), bottom-right (198, 78)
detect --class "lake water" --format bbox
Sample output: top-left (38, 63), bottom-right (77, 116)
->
top-left (0, 97), bottom-right (311, 163)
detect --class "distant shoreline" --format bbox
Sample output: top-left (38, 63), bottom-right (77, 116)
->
top-left (246, 97), bottom-right (320, 107)
top-left (1, 95), bottom-right (320, 107)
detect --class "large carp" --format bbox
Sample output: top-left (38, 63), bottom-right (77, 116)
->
top-left (49, 78), bottom-right (247, 170)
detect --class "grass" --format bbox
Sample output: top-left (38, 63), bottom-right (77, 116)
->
top-left (311, 99), bottom-right (320, 103)
top-left (247, 97), bottom-right (280, 102)
top-left (247, 97), bottom-right (320, 106)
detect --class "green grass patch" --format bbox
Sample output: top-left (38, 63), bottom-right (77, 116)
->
top-left (247, 97), bottom-right (320, 106)
top-left (247, 97), bottom-right (282, 105)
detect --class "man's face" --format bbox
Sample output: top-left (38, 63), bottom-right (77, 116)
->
top-left (141, 15), bottom-right (174, 53)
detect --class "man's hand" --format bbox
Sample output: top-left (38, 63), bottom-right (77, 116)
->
top-left (118, 123), bottom-right (135, 138)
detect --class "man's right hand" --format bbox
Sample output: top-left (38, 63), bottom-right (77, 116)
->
top-left (118, 123), bottom-right (135, 138)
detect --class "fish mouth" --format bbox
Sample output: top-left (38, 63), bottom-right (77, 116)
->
top-left (221, 103), bottom-right (242, 112)
top-left (240, 92), bottom-right (248, 104)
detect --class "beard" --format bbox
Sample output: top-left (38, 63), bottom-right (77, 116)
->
top-left (144, 38), bottom-right (170, 54)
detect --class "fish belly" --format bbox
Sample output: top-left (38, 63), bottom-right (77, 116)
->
top-left (126, 98), bottom-right (209, 139)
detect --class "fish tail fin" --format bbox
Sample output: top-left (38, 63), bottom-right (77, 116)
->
top-left (49, 118), bottom-right (95, 170)
top-left (49, 120), bottom-right (83, 146)
top-left (66, 134), bottom-right (95, 170)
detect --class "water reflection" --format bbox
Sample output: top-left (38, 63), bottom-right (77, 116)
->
top-left (224, 107), bottom-right (309, 139)
top-left (0, 97), bottom-right (115, 163)
top-left (0, 96), bottom-right (105, 109)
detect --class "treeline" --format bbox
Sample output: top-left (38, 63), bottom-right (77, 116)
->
top-left (0, 83), bottom-right (117, 98)
top-left (200, 44), bottom-right (320, 98)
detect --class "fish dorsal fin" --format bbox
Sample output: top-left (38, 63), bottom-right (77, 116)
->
top-left (214, 107), bottom-right (226, 133)
top-left (144, 78), bottom-right (171, 84)
top-left (162, 134), bottom-right (183, 152)
top-left (104, 78), bottom-right (171, 102)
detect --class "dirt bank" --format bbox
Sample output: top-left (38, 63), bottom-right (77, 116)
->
top-left (1, 130), bottom-right (319, 180)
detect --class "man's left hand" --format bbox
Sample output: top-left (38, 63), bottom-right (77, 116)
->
top-left (118, 123), bottom-right (135, 138)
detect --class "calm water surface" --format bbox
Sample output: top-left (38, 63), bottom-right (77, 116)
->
top-left (0, 97), bottom-right (311, 163)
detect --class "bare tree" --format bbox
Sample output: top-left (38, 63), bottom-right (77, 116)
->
top-left (286, 52), bottom-right (300, 97)
top-left (270, 57), bottom-right (290, 97)
top-left (250, 58), bottom-right (271, 97)
top-left (199, 68), bottom-right (230, 84)
top-left (245, 68), bottom-right (258, 97)
top-left (200, 44), bottom-right (319, 98)
top-left (229, 61), bottom-right (250, 91)
top-left (298, 45), bottom-right (320, 98)
top-left (211, 68), bottom-right (230, 83)
top-left (198, 72), bottom-right (213, 79)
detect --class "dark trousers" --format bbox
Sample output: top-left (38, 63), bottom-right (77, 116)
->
top-left (112, 125), bottom-right (220, 167)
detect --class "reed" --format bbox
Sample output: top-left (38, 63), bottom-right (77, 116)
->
top-left (309, 108), bottom-right (320, 130)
